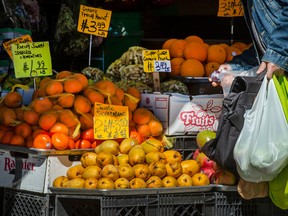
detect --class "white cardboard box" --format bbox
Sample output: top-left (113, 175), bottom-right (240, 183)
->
top-left (0, 150), bottom-right (80, 193)
top-left (140, 93), bottom-right (223, 136)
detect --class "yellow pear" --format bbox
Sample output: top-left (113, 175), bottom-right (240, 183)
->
top-left (117, 153), bottom-right (129, 165)
top-left (114, 178), bottom-right (130, 189)
top-left (66, 164), bottom-right (85, 180)
top-left (80, 152), bottom-right (98, 167)
top-left (130, 178), bottom-right (147, 189)
top-left (146, 176), bottom-right (163, 188)
top-left (97, 177), bottom-right (115, 189)
top-left (145, 151), bottom-right (167, 164)
top-left (118, 164), bottom-right (135, 180)
top-left (62, 178), bottom-right (85, 188)
top-left (181, 160), bottom-right (201, 177)
top-left (149, 161), bottom-right (167, 179)
top-left (96, 152), bottom-right (115, 168)
top-left (84, 177), bottom-right (98, 189)
top-left (112, 155), bottom-right (119, 166)
top-left (82, 165), bottom-right (102, 180)
top-left (95, 139), bottom-right (120, 155)
top-left (141, 139), bottom-right (164, 154)
top-left (191, 173), bottom-right (210, 186)
top-left (162, 176), bottom-right (178, 188)
top-left (133, 164), bottom-right (151, 181)
top-left (53, 176), bottom-right (69, 188)
top-left (100, 164), bottom-right (120, 181)
top-left (119, 137), bottom-right (139, 154)
top-left (177, 174), bottom-right (193, 187)
top-left (163, 150), bottom-right (182, 163)
top-left (165, 161), bottom-right (182, 178)
top-left (128, 145), bottom-right (146, 166)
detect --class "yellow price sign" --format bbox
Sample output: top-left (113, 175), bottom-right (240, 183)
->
top-left (77, 5), bottom-right (112, 37)
top-left (218, 0), bottom-right (244, 17)
top-left (11, 41), bottom-right (52, 78)
top-left (3, 34), bottom-right (32, 60)
top-left (142, 49), bottom-right (171, 73)
top-left (94, 103), bottom-right (129, 140)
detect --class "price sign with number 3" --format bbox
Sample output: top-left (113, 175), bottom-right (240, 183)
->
top-left (77, 5), bottom-right (112, 37)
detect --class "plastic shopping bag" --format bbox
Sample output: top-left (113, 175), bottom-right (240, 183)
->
top-left (233, 75), bottom-right (288, 182)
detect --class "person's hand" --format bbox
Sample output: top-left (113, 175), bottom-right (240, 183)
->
top-left (256, 61), bottom-right (284, 79)
top-left (209, 64), bottom-right (232, 87)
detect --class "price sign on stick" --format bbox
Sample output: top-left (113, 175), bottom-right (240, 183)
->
top-left (77, 5), bottom-right (112, 37)
top-left (94, 103), bottom-right (129, 140)
top-left (218, 0), bottom-right (244, 17)
top-left (11, 41), bottom-right (52, 78)
top-left (3, 34), bottom-right (33, 60)
top-left (143, 49), bottom-right (171, 92)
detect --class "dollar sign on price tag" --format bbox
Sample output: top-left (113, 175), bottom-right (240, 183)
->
top-left (218, 0), bottom-right (244, 17)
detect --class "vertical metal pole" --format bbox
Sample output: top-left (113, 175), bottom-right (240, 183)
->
top-left (230, 17), bottom-right (234, 45)
top-left (88, 34), bottom-right (92, 67)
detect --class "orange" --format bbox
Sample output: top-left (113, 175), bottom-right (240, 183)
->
top-left (184, 42), bottom-right (208, 62)
top-left (225, 46), bottom-right (242, 62)
top-left (180, 59), bottom-right (205, 77)
top-left (148, 118), bottom-right (163, 137)
top-left (115, 88), bottom-right (125, 101)
top-left (52, 104), bottom-right (64, 111)
top-left (63, 78), bottom-right (83, 94)
top-left (184, 35), bottom-right (204, 44)
top-left (169, 39), bottom-right (188, 58)
top-left (51, 132), bottom-right (70, 150)
top-left (4, 91), bottom-right (22, 108)
top-left (57, 94), bottom-right (75, 108)
top-left (31, 97), bottom-right (53, 114)
top-left (1, 108), bottom-right (17, 127)
top-left (59, 109), bottom-right (79, 128)
top-left (83, 88), bottom-right (105, 104)
top-left (94, 80), bottom-right (117, 98)
top-left (32, 87), bottom-right (46, 98)
top-left (71, 73), bottom-right (88, 90)
top-left (25, 136), bottom-right (34, 148)
top-left (56, 70), bottom-right (72, 79)
top-left (79, 113), bottom-right (94, 130)
top-left (15, 122), bottom-right (33, 139)
top-left (126, 87), bottom-right (141, 101)
top-left (231, 41), bottom-right (248, 51)
top-left (45, 80), bottom-right (64, 96)
top-left (170, 57), bottom-right (185, 76)
top-left (10, 134), bottom-right (25, 146)
top-left (32, 128), bottom-right (47, 139)
top-left (33, 133), bottom-right (52, 149)
top-left (129, 130), bottom-right (144, 144)
top-left (207, 44), bottom-right (226, 64)
top-left (68, 138), bottom-right (76, 149)
top-left (23, 109), bottom-right (39, 125)
top-left (162, 38), bottom-right (177, 50)
top-left (133, 107), bottom-right (152, 125)
top-left (123, 95), bottom-right (138, 112)
top-left (39, 77), bottom-right (52, 89)
top-left (1, 131), bottom-right (14, 144)
top-left (136, 124), bottom-right (151, 138)
top-left (106, 95), bottom-right (123, 106)
top-left (14, 107), bottom-right (24, 121)
top-left (204, 62), bottom-right (220, 77)
top-left (38, 112), bottom-right (58, 131)
top-left (219, 43), bottom-right (230, 50)
top-left (73, 95), bottom-right (91, 114)
top-left (49, 122), bottom-right (69, 135)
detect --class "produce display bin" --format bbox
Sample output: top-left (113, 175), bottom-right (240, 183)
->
top-left (2, 187), bottom-right (50, 216)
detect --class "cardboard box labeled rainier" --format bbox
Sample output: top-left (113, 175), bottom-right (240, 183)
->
top-left (140, 93), bottom-right (223, 136)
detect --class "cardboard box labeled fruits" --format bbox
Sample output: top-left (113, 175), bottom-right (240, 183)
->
top-left (140, 93), bottom-right (223, 136)
top-left (0, 150), bottom-right (80, 193)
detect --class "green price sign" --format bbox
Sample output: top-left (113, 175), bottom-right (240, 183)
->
top-left (11, 41), bottom-right (52, 78)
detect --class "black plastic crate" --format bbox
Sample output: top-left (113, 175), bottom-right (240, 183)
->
top-left (206, 191), bottom-right (288, 216)
top-left (2, 188), bottom-right (50, 216)
top-left (169, 135), bottom-right (198, 160)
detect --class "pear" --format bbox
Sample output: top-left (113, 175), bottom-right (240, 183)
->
top-left (100, 164), bottom-right (120, 181)
top-left (84, 177), bottom-right (98, 189)
top-left (165, 161), bottom-right (182, 178)
top-left (62, 178), bottom-right (85, 188)
top-left (133, 164), bottom-right (151, 181)
top-left (66, 164), bottom-right (85, 180)
top-left (119, 164), bottom-right (135, 180)
top-left (96, 152), bottom-right (115, 168)
top-left (119, 137), bottom-right (139, 154)
top-left (163, 150), bottom-right (182, 163)
top-left (128, 145), bottom-right (146, 166)
top-left (117, 153), bottom-right (129, 165)
top-left (82, 165), bottom-right (102, 180)
top-left (97, 177), bottom-right (115, 189)
top-left (177, 174), bottom-right (193, 187)
top-left (146, 176), bottom-right (163, 188)
top-left (181, 160), bottom-right (201, 177)
top-left (53, 176), bottom-right (69, 188)
top-left (141, 139), bottom-right (164, 154)
top-left (162, 176), bottom-right (178, 188)
top-left (145, 152), bottom-right (167, 164)
top-left (95, 139), bottom-right (120, 155)
top-left (80, 152), bottom-right (98, 167)
top-left (149, 161), bottom-right (167, 179)
top-left (114, 178), bottom-right (130, 189)
top-left (130, 178), bottom-right (147, 189)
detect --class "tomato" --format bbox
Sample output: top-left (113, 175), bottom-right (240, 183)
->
top-left (75, 139), bottom-right (91, 149)
top-left (80, 128), bottom-right (94, 142)
top-left (129, 130), bottom-right (144, 144)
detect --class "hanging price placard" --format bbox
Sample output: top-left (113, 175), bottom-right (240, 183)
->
top-left (3, 34), bottom-right (32, 60)
top-left (11, 41), bottom-right (52, 78)
top-left (218, 0), bottom-right (244, 17)
top-left (94, 103), bottom-right (129, 140)
top-left (77, 5), bottom-right (112, 37)
top-left (142, 49), bottom-right (171, 73)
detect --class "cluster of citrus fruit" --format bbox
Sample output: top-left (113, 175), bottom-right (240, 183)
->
top-left (0, 71), bottom-right (163, 150)
top-left (163, 35), bottom-right (251, 78)
top-left (53, 137), bottom-right (211, 189)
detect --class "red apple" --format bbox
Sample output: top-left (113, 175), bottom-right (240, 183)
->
top-left (192, 148), bottom-right (201, 160)
top-left (196, 130), bottom-right (216, 148)
top-left (201, 167), bottom-right (216, 182)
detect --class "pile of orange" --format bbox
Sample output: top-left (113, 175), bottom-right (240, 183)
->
top-left (162, 35), bottom-right (251, 77)
top-left (0, 71), bottom-right (164, 150)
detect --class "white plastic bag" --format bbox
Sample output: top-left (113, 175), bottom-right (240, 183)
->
top-left (233, 76), bottom-right (288, 182)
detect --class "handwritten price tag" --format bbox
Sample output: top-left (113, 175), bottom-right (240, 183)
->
top-left (11, 41), bottom-right (52, 78)
top-left (3, 34), bottom-right (33, 60)
top-left (94, 103), bottom-right (129, 140)
top-left (218, 0), bottom-right (244, 17)
top-left (143, 49), bottom-right (171, 73)
top-left (77, 5), bottom-right (112, 37)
